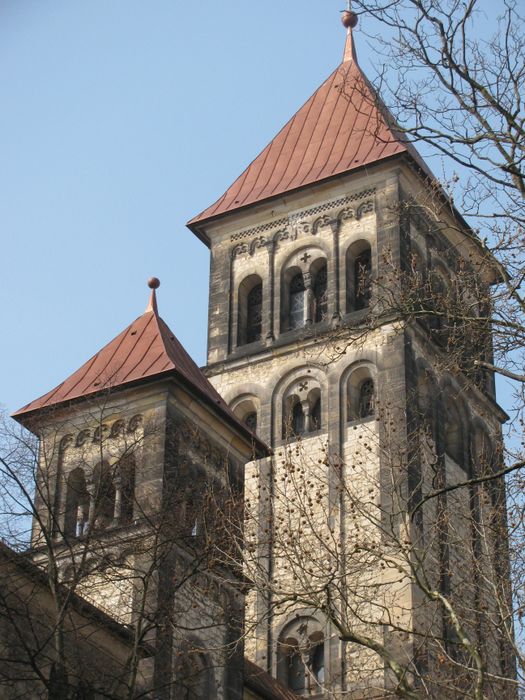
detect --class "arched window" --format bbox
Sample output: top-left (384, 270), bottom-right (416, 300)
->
top-left (238, 275), bottom-right (263, 346)
top-left (292, 399), bottom-right (306, 436)
top-left (311, 396), bottom-right (321, 431)
top-left (65, 468), bottom-right (89, 539)
top-left (246, 283), bottom-right (263, 343)
top-left (313, 263), bottom-right (328, 323)
top-left (347, 242), bottom-right (372, 313)
top-left (289, 272), bottom-right (306, 330)
top-left (309, 631), bottom-right (325, 686)
top-left (244, 411), bottom-right (257, 433)
top-left (284, 384), bottom-right (324, 439)
top-left (283, 639), bottom-right (306, 692)
top-left (174, 645), bottom-right (215, 700)
top-left (358, 378), bottom-right (375, 418)
top-left (119, 454), bottom-right (136, 525)
top-left (354, 249), bottom-right (371, 310)
top-left (347, 367), bottom-right (376, 422)
top-left (231, 396), bottom-right (259, 436)
top-left (472, 429), bottom-right (494, 479)
top-left (277, 619), bottom-right (325, 695)
top-left (443, 400), bottom-right (463, 467)
top-left (92, 461), bottom-right (116, 530)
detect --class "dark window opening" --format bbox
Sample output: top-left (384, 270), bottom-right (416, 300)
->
top-left (175, 650), bottom-right (213, 700)
top-left (354, 249), bottom-right (371, 310)
top-left (313, 264), bottom-right (328, 323)
top-left (289, 273), bottom-right (306, 330)
top-left (246, 283), bottom-right (263, 343)
top-left (119, 455), bottom-right (136, 525)
top-left (292, 400), bottom-right (305, 436)
top-left (310, 642), bottom-right (325, 685)
top-left (278, 635), bottom-right (325, 695)
top-left (92, 461), bottom-right (115, 530)
top-left (311, 397), bottom-right (321, 431)
top-left (244, 411), bottom-right (257, 433)
top-left (65, 468), bottom-right (89, 539)
top-left (287, 646), bottom-right (306, 692)
top-left (358, 379), bottom-right (375, 418)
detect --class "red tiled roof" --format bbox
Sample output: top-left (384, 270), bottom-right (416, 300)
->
top-left (188, 32), bottom-right (428, 232)
top-left (13, 292), bottom-right (268, 454)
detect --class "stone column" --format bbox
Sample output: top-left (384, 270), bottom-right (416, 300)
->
top-left (87, 483), bottom-right (96, 530)
top-left (303, 272), bottom-right (313, 325)
top-left (113, 475), bottom-right (122, 525)
top-left (266, 241), bottom-right (276, 342)
top-left (330, 218), bottom-right (341, 323)
top-left (76, 502), bottom-right (87, 537)
top-left (301, 399), bottom-right (311, 433)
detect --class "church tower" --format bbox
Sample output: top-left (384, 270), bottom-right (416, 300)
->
top-left (188, 12), bottom-right (512, 698)
top-left (13, 281), bottom-right (267, 699)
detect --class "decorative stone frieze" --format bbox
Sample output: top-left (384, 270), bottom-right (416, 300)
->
top-left (230, 197), bottom-right (375, 259)
top-left (229, 187), bottom-right (376, 244)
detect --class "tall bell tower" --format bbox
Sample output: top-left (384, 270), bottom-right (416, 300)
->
top-left (187, 11), bottom-right (512, 699)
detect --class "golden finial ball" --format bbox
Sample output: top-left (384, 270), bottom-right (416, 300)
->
top-left (341, 10), bottom-right (358, 29)
top-left (148, 277), bottom-right (160, 289)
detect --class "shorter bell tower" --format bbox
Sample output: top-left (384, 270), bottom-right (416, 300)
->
top-left (14, 280), bottom-right (268, 699)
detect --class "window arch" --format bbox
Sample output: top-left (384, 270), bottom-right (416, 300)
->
top-left (472, 428), bottom-right (494, 478)
top-left (231, 396), bottom-right (259, 436)
top-left (174, 643), bottom-right (215, 700)
top-left (283, 387), bottom-right (322, 438)
top-left (119, 454), bottom-right (136, 525)
top-left (92, 461), bottom-right (116, 530)
top-left (429, 268), bottom-right (451, 341)
top-left (443, 398), bottom-right (464, 467)
top-left (312, 261), bottom-right (328, 323)
top-left (238, 275), bottom-right (263, 346)
top-left (65, 467), bottom-right (89, 539)
top-left (358, 378), bottom-right (375, 419)
top-left (289, 271), bottom-right (306, 330)
top-left (347, 366), bottom-right (376, 422)
top-left (291, 398), bottom-right (306, 436)
top-left (346, 241), bottom-right (372, 313)
top-left (244, 411), bottom-right (257, 433)
top-left (310, 396), bottom-right (321, 431)
top-left (277, 618), bottom-right (325, 695)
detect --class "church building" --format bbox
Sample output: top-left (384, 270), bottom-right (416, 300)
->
top-left (1, 9), bottom-right (514, 700)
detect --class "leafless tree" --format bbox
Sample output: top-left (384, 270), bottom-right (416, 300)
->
top-left (0, 399), bottom-right (245, 700)
top-left (214, 397), bottom-right (520, 698)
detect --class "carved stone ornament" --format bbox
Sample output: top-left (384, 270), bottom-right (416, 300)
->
top-left (173, 417), bottom-right (225, 471)
top-left (93, 424), bottom-right (109, 443)
top-left (230, 194), bottom-right (375, 258)
top-left (110, 419), bottom-right (125, 438)
top-left (312, 214), bottom-right (332, 234)
top-left (71, 415), bottom-right (144, 449)
top-left (76, 429), bottom-right (91, 447)
top-left (232, 228), bottom-right (298, 259)
top-left (249, 236), bottom-right (268, 255)
top-left (230, 187), bottom-right (376, 242)
top-left (127, 414), bottom-right (143, 433)
top-left (60, 434), bottom-right (74, 451)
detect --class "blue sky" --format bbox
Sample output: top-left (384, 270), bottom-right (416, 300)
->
top-left (1, 1), bottom-right (511, 417)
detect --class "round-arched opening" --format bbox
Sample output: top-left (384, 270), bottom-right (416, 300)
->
top-left (238, 274), bottom-right (263, 346)
top-left (311, 258), bottom-right (328, 323)
top-left (347, 366), bottom-right (376, 422)
top-left (346, 240), bottom-right (372, 313)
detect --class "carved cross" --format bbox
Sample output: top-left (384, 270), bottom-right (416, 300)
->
top-left (299, 381), bottom-right (309, 393)
top-left (300, 252), bottom-right (311, 264)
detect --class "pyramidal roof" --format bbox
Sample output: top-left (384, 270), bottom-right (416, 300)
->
top-left (188, 22), bottom-right (429, 234)
top-left (13, 284), bottom-right (266, 450)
